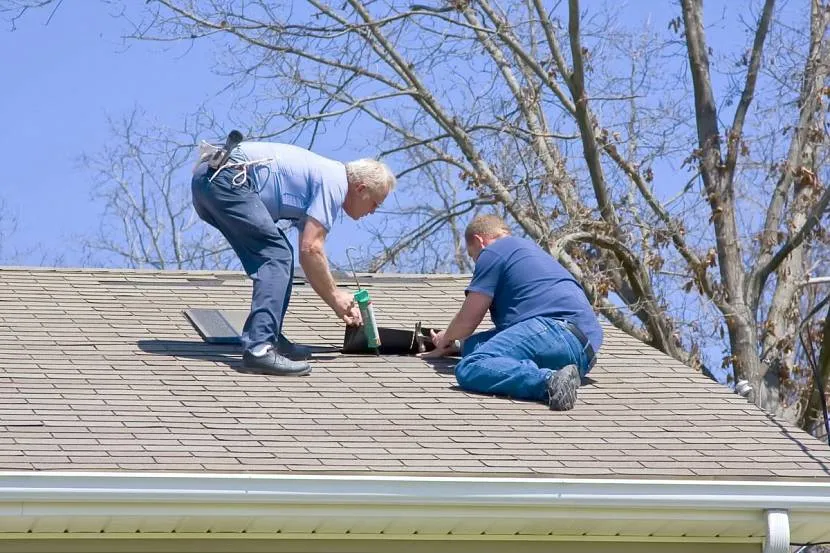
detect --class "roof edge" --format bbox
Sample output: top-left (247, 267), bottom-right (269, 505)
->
top-left (3, 472), bottom-right (829, 543)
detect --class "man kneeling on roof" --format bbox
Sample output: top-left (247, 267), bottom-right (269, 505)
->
top-left (422, 215), bottom-right (602, 411)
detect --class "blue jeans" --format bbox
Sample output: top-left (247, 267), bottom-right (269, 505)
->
top-left (455, 317), bottom-right (591, 402)
top-left (191, 162), bottom-right (294, 353)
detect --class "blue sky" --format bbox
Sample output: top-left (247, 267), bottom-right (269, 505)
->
top-left (0, 4), bottom-right (223, 265)
top-left (0, 2), bottom-right (375, 268)
top-left (0, 0), bottom-right (790, 272)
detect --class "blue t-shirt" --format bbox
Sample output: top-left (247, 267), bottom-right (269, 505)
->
top-left (467, 236), bottom-right (603, 351)
top-left (232, 142), bottom-right (348, 231)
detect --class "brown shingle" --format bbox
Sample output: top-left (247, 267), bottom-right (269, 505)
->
top-left (0, 266), bottom-right (829, 480)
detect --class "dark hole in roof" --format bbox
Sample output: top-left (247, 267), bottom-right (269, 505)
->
top-left (343, 324), bottom-right (439, 355)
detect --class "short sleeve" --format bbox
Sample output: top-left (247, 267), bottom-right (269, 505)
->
top-left (303, 182), bottom-right (341, 232)
top-left (466, 249), bottom-right (503, 298)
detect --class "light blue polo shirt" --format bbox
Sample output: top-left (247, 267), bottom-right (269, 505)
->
top-left (231, 142), bottom-right (348, 231)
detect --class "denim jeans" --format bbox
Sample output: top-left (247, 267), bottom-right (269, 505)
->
top-left (455, 316), bottom-right (591, 402)
top-left (191, 162), bottom-right (294, 353)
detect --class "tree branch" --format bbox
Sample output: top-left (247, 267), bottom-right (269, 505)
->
top-left (368, 196), bottom-right (496, 272)
top-left (750, 0), bottom-right (830, 306)
top-left (724, 0), bottom-right (776, 178)
top-left (756, 181), bottom-right (830, 290)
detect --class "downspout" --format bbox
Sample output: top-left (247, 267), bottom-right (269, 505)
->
top-left (763, 509), bottom-right (790, 553)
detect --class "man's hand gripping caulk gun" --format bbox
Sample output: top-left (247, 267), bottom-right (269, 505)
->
top-left (346, 248), bottom-right (382, 355)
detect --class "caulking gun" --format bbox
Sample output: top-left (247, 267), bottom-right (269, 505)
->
top-left (345, 248), bottom-right (381, 355)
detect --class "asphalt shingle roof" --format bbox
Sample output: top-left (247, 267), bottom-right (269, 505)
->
top-left (1, 266), bottom-right (829, 479)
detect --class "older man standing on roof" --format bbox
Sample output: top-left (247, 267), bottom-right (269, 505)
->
top-left (192, 140), bottom-right (395, 377)
top-left (423, 215), bottom-right (602, 411)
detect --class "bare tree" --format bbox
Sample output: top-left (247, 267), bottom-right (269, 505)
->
top-left (0, 0), bottom-right (65, 29)
top-left (0, 196), bottom-right (18, 263)
top-left (0, 196), bottom-right (68, 266)
top-left (681, 0), bottom-right (830, 416)
top-left (81, 107), bottom-right (239, 270)
top-left (365, 144), bottom-right (495, 273)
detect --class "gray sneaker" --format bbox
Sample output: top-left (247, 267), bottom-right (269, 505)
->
top-left (241, 347), bottom-right (311, 376)
top-left (547, 365), bottom-right (580, 411)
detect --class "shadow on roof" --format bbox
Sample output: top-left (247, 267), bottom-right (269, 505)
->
top-left (768, 416), bottom-right (830, 475)
top-left (418, 357), bottom-right (457, 376)
top-left (136, 339), bottom-right (341, 371)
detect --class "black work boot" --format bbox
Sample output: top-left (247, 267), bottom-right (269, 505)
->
top-left (241, 346), bottom-right (311, 376)
top-left (547, 365), bottom-right (580, 411)
top-left (277, 333), bottom-right (312, 361)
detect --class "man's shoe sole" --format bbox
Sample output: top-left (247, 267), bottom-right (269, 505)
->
top-left (239, 364), bottom-right (312, 377)
top-left (241, 350), bottom-right (312, 377)
top-left (548, 365), bottom-right (580, 411)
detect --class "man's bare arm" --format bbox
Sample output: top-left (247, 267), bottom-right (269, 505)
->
top-left (436, 292), bottom-right (492, 347)
top-left (299, 217), bottom-right (360, 324)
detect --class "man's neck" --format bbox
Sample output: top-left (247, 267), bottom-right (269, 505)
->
top-left (482, 234), bottom-right (509, 248)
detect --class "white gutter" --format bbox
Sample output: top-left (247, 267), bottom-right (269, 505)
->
top-left (3, 472), bottom-right (830, 508)
top-left (1, 472), bottom-right (828, 547)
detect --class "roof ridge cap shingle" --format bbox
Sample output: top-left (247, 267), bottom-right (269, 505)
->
top-left (0, 265), bottom-right (472, 279)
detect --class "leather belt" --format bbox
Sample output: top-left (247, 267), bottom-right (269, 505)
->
top-left (561, 320), bottom-right (596, 370)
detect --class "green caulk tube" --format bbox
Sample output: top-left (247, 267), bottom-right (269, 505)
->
top-left (354, 288), bottom-right (381, 354)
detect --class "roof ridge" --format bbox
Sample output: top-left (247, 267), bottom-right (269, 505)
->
top-left (0, 265), bottom-right (471, 279)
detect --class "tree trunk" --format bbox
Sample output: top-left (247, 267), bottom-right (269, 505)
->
top-left (802, 301), bottom-right (830, 438)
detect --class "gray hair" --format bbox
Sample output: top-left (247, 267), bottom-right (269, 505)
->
top-left (345, 158), bottom-right (396, 196)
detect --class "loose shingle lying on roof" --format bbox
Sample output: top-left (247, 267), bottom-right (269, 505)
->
top-left (0, 266), bottom-right (829, 479)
